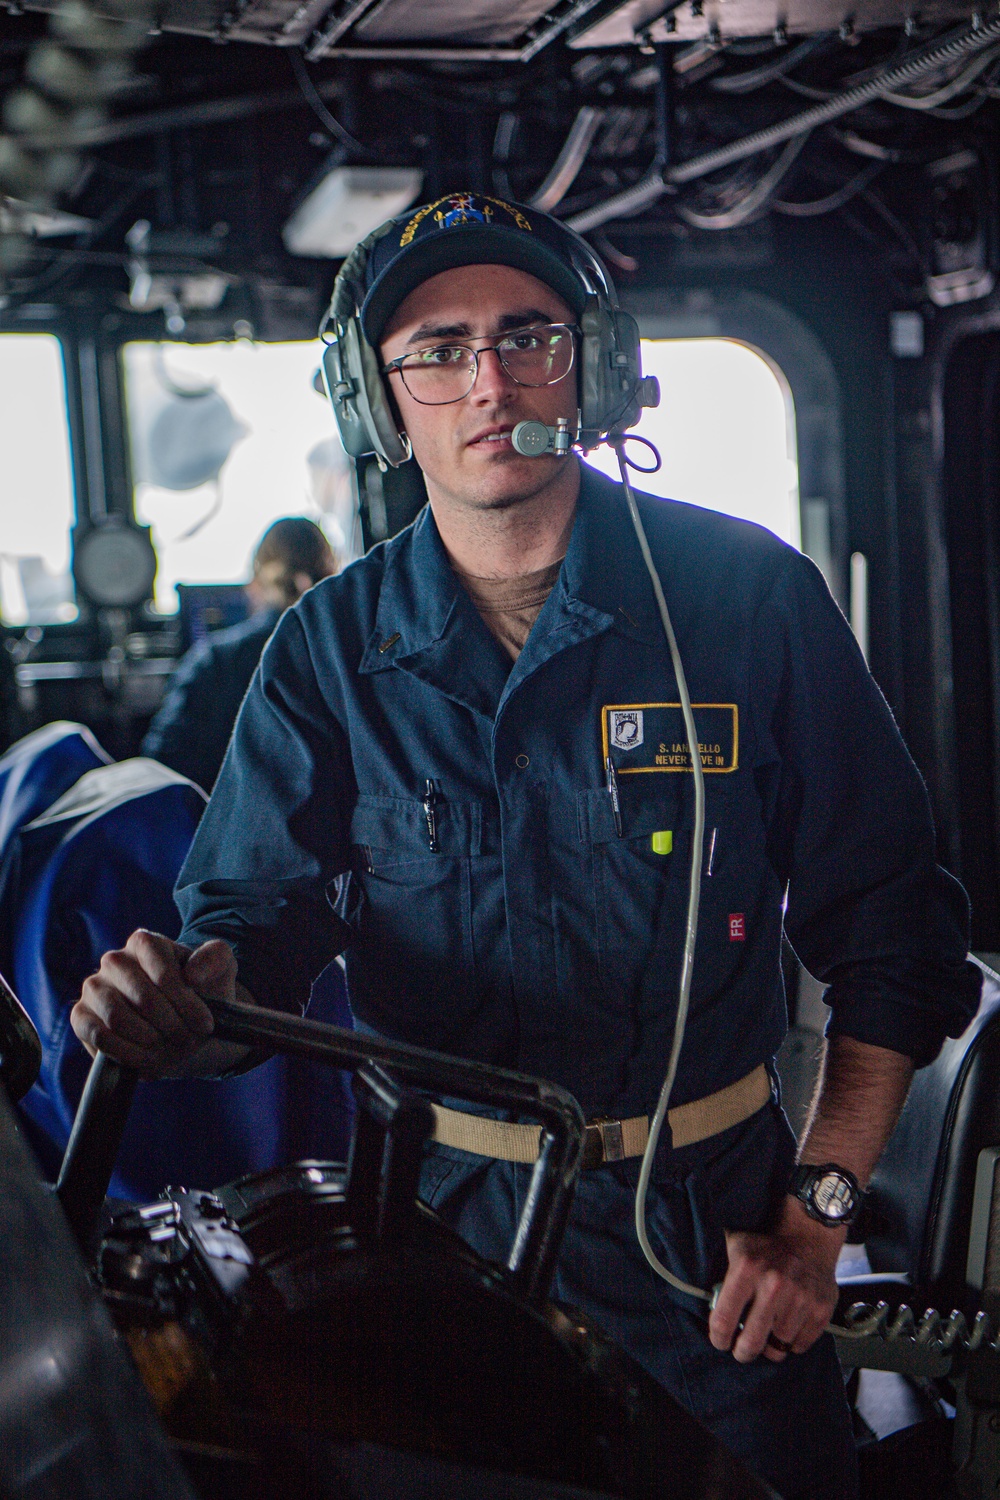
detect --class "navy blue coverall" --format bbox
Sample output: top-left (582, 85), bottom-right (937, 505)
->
top-left (176, 463), bottom-right (979, 1498)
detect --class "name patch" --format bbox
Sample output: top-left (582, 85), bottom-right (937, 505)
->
top-left (601, 703), bottom-right (739, 774)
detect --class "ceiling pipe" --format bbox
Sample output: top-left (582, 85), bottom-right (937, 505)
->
top-left (567, 14), bottom-right (1000, 232)
top-left (530, 106), bottom-right (605, 212)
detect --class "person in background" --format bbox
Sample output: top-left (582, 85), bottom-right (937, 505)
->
top-left (142, 517), bottom-right (336, 793)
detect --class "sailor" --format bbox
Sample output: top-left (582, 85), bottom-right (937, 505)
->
top-left (71, 193), bottom-right (980, 1500)
top-left (142, 516), bottom-right (336, 792)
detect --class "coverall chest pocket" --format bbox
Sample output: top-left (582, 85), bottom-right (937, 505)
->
top-left (578, 785), bottom-right (688, 998)
top-left (349, 794), bottom-right (479, 1011)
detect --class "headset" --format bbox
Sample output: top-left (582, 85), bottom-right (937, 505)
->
top-left (318, 212), bottom-right (709, 1309)
top-left (318, 216), bottom-right (660, 468)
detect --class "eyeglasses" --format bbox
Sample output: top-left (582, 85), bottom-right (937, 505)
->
top-left (382, 323), bottom-right (578, 406)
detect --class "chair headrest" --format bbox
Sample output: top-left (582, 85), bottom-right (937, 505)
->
top-left (0, 721), bottom-right (110, 852)
top-left (25, 758), bottom-right (207, 832)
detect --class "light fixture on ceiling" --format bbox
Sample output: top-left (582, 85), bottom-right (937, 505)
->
top-left (282, 166), bottom-right (423, 259)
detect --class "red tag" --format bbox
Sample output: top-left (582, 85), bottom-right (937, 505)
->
top-left (728, 913), bottom-right (746, 942)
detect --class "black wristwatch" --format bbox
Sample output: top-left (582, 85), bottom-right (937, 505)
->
top-left (789, 1163), bottom-right (864, 1228)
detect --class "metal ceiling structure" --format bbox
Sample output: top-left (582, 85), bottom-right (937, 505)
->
top-left (4, 0), bottom-right (997, 338)
top-left (17, 0), bottom-right (615, 61)
top-left (575, 0), bottom-right (983, 46)
top-left (19, 0), bottom-right (985, 59)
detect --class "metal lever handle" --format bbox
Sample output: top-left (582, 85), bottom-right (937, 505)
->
top-left (53, 997), bottom-right (586, 1305)
top-left (347, 1065), bottom-right (436, 1242)
top-left (56, 1051), bottom-right (137, 1252)
top-left (209, 994), bottom-right (585, 1306)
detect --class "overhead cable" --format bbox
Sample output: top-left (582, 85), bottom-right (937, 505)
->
top-left (675, 132), bottom-right (810, 229)
top-left (918, 81), bottom-right (1000, 117)
top-left (289, 48), bottom-right (367, 155)
top-left (530, 106), bottom-right (605, 211)
top-left (778, 75), bottom-right (835, 99)
top-left (673, 18), bottom-right (1000, 178)
top-left (881, 42), bottom-right (1000, 108)
top-left (773, 157), bottom-right (885, 216)
top-left (22, 81), bottom-right (344, 151)
top-left (567, 172), bottom-right (670, 230)
top-left (567, 14), bottom-right (1000, 232)
top-left (492, 110), bottom-right (519, 201)
top-left (710, 30), bottom-right (836, 93)
top-left (776, 30), bottom-right (911, 101)
top-left (493, 111), bottom-right (519, 161)
top-left (834, 129), bottom-right (906, 161)
top-left (593, 230), bottom-right (638, 272)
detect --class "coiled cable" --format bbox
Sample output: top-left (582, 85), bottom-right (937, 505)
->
top-left (611, 437), bottom-right (710, 1301)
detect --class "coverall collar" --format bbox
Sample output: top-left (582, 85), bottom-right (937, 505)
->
top-left (563, 463), bottom-right (663, 647)
top-left (358, 462), bottom-right (662, 716)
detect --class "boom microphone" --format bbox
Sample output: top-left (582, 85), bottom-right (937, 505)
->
top-left (511, 417), bottom-right (573, 457)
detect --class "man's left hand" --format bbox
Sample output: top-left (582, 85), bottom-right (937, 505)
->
top-left (708, 1196), bottom-right (844, 1363)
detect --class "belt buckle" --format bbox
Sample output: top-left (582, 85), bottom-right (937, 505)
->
top-left (582, 1117), bottom-right (625, 1169)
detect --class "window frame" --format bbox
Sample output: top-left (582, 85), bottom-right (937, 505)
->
top-left (0, 320), bottom-right (81, 629)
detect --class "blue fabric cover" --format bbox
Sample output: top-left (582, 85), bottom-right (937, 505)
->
top-left (4, 746), bottom-right (351, 1198)
top-left (0, 720), bottom-right (110, 854)
top-left (0, 722), bottom-right (110, 982)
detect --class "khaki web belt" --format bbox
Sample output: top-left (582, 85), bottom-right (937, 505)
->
top-left (430, 1062), bottom-right (772, 1170)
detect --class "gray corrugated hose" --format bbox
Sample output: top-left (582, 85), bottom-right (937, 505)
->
top-left (568, 15), bottom-right (1000, 233)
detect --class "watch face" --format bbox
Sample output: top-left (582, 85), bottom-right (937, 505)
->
top-left (812, 1171), bottom-right (857, 1221)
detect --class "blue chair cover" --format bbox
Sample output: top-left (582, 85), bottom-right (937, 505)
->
top-left (11, 755), bottom-right (352, 1200)
top-left (0, 722), bottom-right (110, 981)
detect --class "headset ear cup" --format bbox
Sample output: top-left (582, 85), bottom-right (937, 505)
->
top-left (322, 335), bottom-right (370, 459)
top-left (355, 329), bottom-right (411, 468)
top-left (610, 310), bottom-right (643, 434)
top-left (580, 294), bottom-right (642, 445)
top-left (578, 294), bottom-right (609, 447)
top-left (323, 318), bottom-right (410, 468)
top-left (321, 220), bottom-right (410, 467)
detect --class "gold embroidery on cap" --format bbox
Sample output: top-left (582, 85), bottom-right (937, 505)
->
top-left (400, 194), bottom-right (532, 247)
top-left (400, 199), bottom-right (443, 246)
top-left (483, 195), bottom-right (533, 231)
top-left (433, 195), bottom-right (493, 231)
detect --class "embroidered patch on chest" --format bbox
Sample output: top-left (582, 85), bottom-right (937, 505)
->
top-left (601, 703), bottom-right (739, 774)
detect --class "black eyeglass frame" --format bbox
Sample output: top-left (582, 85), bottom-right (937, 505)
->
top-left (381, 322), bottom-right (580, 406)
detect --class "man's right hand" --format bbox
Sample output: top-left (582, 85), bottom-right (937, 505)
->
top-left (71, 930), bottom-right (244, 1078)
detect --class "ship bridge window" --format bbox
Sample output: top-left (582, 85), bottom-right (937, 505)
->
top-left (586, 338), bottom-right (800, 550)
top-left (0, 334), bottom-right (77, 626)
top-left (123, 340), bottom-right (356, 615)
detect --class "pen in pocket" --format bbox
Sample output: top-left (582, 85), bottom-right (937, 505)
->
top-left (422, 778), bottom-right (440, 853)
top-left (605, 756), bottom-right (623, 838)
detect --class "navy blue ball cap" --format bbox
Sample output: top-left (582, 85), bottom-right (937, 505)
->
top-left (359, 192), bottom-right (593, 347)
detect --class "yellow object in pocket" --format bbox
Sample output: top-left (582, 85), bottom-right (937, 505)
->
top-left (651, 830), bottom-right (673, 855)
